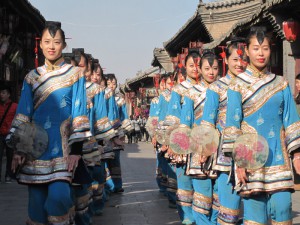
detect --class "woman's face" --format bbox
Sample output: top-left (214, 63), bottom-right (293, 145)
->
top-left (246, 37), bottom-right (271, 71)
top-left (91, 67), bottom-right (102, 84)
top-left (296, 79), bottom-right (300, 92)
top-left (185, 56), bottom-right (200, 80)
top-left (107, 79), bottom-right (117, 91)
top-left (40, 29), bottom-right (65, 62)
top-left (225, 48), bottom-right (247, 76)
top-left (159, 79), bottom-right (165, 91)
top-left (177, 72), bottom-right (185, 83)
top-left (77, 55), bottom-right (89, 81)
top-left (165, 77), bottom-right (173, 90)
top-left (200, 59), bottom-right (219, 84)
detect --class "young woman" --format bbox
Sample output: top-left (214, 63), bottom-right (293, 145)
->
top-left (201, 38), bottom-right (247, 224)
top-left (155, 72), bottom-right (178, 208)
top-left (91, 63), bottom-right (104, 85)
top-left (295, 73), bottom-right (300, 114)
top-left (178, 51), bottom-right (219, 225)
top-left (224, 27), bottom-right (300, 224)
top-left (105, 73), bottom-right (130, 193)
top-left (9, 21), bottom-right (91, 225)
top-left (81, 57), bottom-right (116, 220)
top-left (146, 75), bottom-right (166, 192)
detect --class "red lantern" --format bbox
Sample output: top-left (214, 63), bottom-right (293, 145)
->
top-left (219, 46), bottom-right (226, 77)
top-left (34, 37), bottom-right (40, 68)
top-left (153, 74), bottom-right (160, 88)
top-left (182, 47), bottom-right (189, 55)
top-left (179, 53), bottom-right (186, 67)
top-left (283, 19), bottom-right (300, 42)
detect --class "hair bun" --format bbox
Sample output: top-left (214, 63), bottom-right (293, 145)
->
top-left (250, 26), bottom-right (267, 33)
top-left (45, 21), bottom-right (61, 28)
top-left (72, 48), bottom-right (85, 54)
top-left (201, 49), bottom-right (215, 57)
top-left (188, 49), bottom-right (201, 55)
top-left (226, 36), bottom-right (246, 46)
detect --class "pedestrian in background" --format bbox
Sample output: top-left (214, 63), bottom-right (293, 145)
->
top-left (132, 115), bottom-right (141, 143)
top-left (0, 84), bottom-right (17, 183)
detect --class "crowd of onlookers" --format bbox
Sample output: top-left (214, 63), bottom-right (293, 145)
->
top-left (126, 115), bottom-right (149, 144)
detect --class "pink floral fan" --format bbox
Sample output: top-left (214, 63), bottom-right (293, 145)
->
top-left (169, 127), bottom-right (192, 154)
top-left (156, 125), bottom-right (178, 145)
top-left (233, 133), bottom-right (269, 170)
top-left (189, 125), bottom-right (219, 156)
top-left (146, 117), bottom-right (158, 137)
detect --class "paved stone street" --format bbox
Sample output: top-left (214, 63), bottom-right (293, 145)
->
top-left (0, 141), bottom-right (300, 225)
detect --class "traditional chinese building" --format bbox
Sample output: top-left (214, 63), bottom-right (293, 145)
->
top-left (0, 0), bottom-right (45, 101)
top-left (121, 67), bottom-right (162, 117)
top-left (162, 0), bottom-right (300, 188)
top-left (163, 0), bottom-right (300, 93)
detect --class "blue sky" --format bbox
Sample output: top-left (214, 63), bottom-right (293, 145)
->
top-left (29, 0), bottom-right (213, 84)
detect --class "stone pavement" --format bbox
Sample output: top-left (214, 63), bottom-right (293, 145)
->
top-left (0, 141), bottom-right (300, 225)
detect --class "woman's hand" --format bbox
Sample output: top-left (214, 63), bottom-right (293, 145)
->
top-left (151, 137), bottom-right (157, 147)
top-left (113, 137), bottom-right (124, 147)
top-left (161, 145), bottom-right (169, 152)
top-left (11, 153), bottom-right (26, 173)
top-left (68, 155), bottom-right (81, 172)
top-left (293, 153), bottom-right (300, 175)
top-left (199, 155), bottom-right (208, 164)
top-left (236, 167), bottom-right (248, 185)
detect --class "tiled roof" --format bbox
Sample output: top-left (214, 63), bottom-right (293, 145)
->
top-left (11, 0), bottom-right (46, 32)
top-left (163, 0), bottom-right (262, 54)
top-left (204, 0), bottom-right (254, 9)
top-left (125, 67), bottom-right (160, 86)
top-left (200, 0), bottom-right (262, 44)
top-left (163, 9), bottom-right (212, 54)
top-left (151, 48), bottom-right (173, 73)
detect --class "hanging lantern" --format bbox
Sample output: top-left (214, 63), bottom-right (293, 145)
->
top-left (282, 19), bottom-right (300, 42)
top-left (153, 74), bottom-right (160, 88)
top-left (34, 37), bottom-right (40, 68)
top-left (219, 46), bottom-right (226, 77)
top-left (182, 47), bottom-right (189, 55)
top-left (179, 53), bottom-right (186, 68)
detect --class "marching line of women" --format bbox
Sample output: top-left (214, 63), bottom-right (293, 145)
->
top-left (5, 21), bottom-right (132, 225)
top-left (146, 27), bottom-right (300, 225)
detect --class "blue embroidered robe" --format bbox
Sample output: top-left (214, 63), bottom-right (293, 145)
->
top-left (180, 81), bottom-right (210, 177)
top-left (201, 73), bottom-right (235, 172)
top-left (224, 66), bottom-right (300, 195)
top-left (11, 59), bottom-right (91, 184)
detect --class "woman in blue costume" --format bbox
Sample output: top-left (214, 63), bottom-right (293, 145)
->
top-left (146, 75), bottom-right (167, 193)
top-left (82, 59), bottom-right (116, 223)
top-left (88, 62), bottom-right (116, 216)
top-left (68, 50), bottom-right (94, 225)
top-left (163, 51), bottom-right (200, 224)
top-left (224, 27), bottom-right (300, 224)
top-left (200, 38), bottom-right (247, 225)
top-left (104, 73), bottom-right (128, 194)
top-left (157, 73), bottom-right (181, 208)
top-left (294, 74), bottom-right (300, 115)
top-left (9, 22), bottom-right (91, 225)
top-left (178, 51), bottom-right (219, 225)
